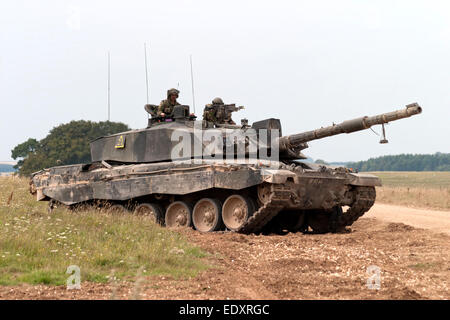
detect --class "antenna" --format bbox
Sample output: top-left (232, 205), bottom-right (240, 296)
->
top-left (107, 51), bottom-right (111, 121)
top-left (190, 54), bottom-right (196, 114)
top-left (144, 43), bottom-right (150, 104)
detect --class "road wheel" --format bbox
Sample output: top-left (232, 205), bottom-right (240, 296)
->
top-left (257, 183), bottom-right (272, 205)
top-left (222, 195), bottom-right (254, 231)
top-left (193, 198), bottom-right (223, 232)
top-left (307, 206), bottom-right (343, 233)
top-left (165, 201), bottom-right (192, 228)
top-left (108, 204), bottom-right (129, 214)
top-left (135, 203), bottom-right (164, 225)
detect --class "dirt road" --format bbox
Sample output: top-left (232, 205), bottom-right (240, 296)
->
top-left (366, 204), bottom-right (450, 235)
top-left (1, 204), bottom-right (449, 300)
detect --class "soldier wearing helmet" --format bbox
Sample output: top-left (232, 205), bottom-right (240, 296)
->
top-left (157, 88), bottom-right (181, 117)
top-left (203, 97), bottom-right (223, 123)
top-left (203, 97), bottom-right (243, 125)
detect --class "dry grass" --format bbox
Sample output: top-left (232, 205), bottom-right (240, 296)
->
top-left (0, 176), bottom-right (208, 286)
top-left (375, 186), bottom-right (450, 210)
top-left (370, 172), bottom-right (450, 210)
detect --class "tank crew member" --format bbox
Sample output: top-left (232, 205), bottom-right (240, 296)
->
top-left (203, 97), bottom-right (222, 123)
top-left (203, 97), bottom-right (243, 125)
top-left (157, 88), bottom-right (181, 117)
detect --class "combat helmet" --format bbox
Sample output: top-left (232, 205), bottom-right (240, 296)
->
top-left (167, 88), bottom-right (180, 98)
top-left (212, 97), bottom-right (224, 105)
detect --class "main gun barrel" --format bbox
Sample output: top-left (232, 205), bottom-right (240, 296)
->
top-left (279, 103), bottom-right (422, 153)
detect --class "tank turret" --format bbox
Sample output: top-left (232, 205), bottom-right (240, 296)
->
top-left (90, 103), bottom-right (422, 164)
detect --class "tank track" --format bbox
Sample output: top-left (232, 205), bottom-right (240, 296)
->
top-left (338, 186), bottom-right (376, 229)
top-left (238, 185), bottom-right (376, 234)
top-left (237, 186), bottom-right (292, 234)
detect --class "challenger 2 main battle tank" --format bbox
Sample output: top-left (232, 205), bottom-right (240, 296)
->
top-left (30, 102), bottom-right (422, 234)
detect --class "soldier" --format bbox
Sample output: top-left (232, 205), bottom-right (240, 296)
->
top-left (203, 97), bottom-right (243, 125)
top-left (203, 97), bottom-right (223, 123)
top-left (157, 88), bottom-right (181, 117)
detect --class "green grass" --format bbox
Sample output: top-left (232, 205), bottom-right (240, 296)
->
top-left (0, 176), bottom-right (208, 286)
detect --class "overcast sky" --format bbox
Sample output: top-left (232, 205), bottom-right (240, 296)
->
top-left (1, 0), bottom-right (449, 162)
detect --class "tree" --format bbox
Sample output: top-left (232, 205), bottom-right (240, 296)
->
top-left (11, 138), bottom-right (39, 170)
top-left (346, 153), bottom-right (450, 172)
top-left (314, 159), bottom-right (329, 165)
top-left (12, 120), bottom-right (130, 176)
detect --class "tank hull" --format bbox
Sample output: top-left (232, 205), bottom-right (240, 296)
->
top-left (30, 160), bottom-right (380, 234)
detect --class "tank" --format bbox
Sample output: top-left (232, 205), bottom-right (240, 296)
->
top-left (30, 103), bottom-right (422, 234)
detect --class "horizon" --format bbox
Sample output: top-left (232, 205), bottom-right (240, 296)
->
top-left (3, 151), bottom-right (449, 168)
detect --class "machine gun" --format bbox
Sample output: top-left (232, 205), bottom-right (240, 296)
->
top-left (209, 104), bottom-right (244, 125)
top-left (221, 104), bottom-right (245, 113)
top-left (278, 103), bottom-right (422, 159)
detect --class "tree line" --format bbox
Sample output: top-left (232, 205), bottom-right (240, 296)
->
top-left (12, 120), bottom-right (130, 176)
top-left (346, 153), bottom-right (450, 172)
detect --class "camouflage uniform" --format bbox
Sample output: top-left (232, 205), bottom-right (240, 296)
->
top-left (203, 97), bottom-right (236, 124)
top-left (157, 88), bottom-right (180, 116)
top-left (203, 105), bottom-right (219, 123)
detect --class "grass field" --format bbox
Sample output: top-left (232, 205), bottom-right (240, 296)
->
top-left (0, 176), bottom-right (208, 286)
top-left (370, 172), bottom-right (450, 210)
